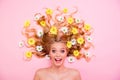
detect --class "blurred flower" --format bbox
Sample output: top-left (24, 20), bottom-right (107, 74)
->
top-left (86, 36), bottom-right (92, 42)
top-left (75, 19), bottom-right (80, 23)
top-left (25, 51), bottom-right (32, 58)
top-left (63, 8), bottom-right (68, 13)
top-left (27, 38), bottom-right (35, 46)
top-left (46, 8), bottom-right (53, 15)
top-left (45, 55), bottom-right (50, 60)
top-left (40, 21), bottom-right (46, 27)
top-left (73, 50), bottom-right (79, 57)
top-left (84, 51), bottom-right (90, 57)
top-left (71, 27), bottom-right (78, 34)
top-left (37, 30), bottom-right (44, 37)
top-left (36, 46), bottom-right (43, 52)
top-left (67, 41), bottom-right (72, 48)
top-left (60, 27), bottom-right (68, 33)
top-left (57, 16), bottom-right (64, 22)
top-left (71, 39), bottom-right (76, 45)
top-left (68, 56), bottom-right (75, 63)
top-left (34, 13), bottom-right (41, 21)
top-left (67, 17), bottom-right (74, 24)
top-left (77, 37), bottom-right (84, 45)
top-left (84, 24), bottom-right (91, 31)
top-left (18, 41), bottom-right (24, 48)
top-left (50, 26), bottom-right (57, 35)
top-left (24, 20), bottom-right (30, 28)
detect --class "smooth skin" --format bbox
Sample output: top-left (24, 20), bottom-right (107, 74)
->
top-left (34, 42), bottom-right (81, 80)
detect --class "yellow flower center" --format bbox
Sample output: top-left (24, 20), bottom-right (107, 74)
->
top-left (63, 8), bottom-right (68, 13)
top-left (25, 51), bottom-right (32, 58)
top-left (24, 20), bottom-right (30, 28)
top-left (66, 41), bottom-right (72, 48)
top-left (46, 8), bottom-right (53, 15)
top-left (77, 37), bottom-right (84, 45)
top-left (50, 26), bottom-right (57, 35)
top-left (27, 38), bottom-right (35, 46)
top-left (73, 50), bottom-right (79, 57)
top-left (84, 24), bottom-right (91, 31)
top-left (71, 27), bottom-right (78, 34)
top-left (67, 17), bottom-right (74, 24)
top-left (40, 21), bottom-right (46, 27)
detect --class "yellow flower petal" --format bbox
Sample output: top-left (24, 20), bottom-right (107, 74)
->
top-left (73, 50), bottom-right (79, 57)
top-left (84, 24), bottom-right (91, 31)
top-left (63, 8), bottom-right (68, 13)
top-left (50, 26), bottom-right (57, 35)
top-left (25, 51), bottom-right (32, 58)
top-left (24, 20), bottom-right (30, 28)
top-left (67, 17), bottom-right (74, 24)
top-left (67, 41), bottom-right (72, 48)
top-left (46, 8), bottom-right (53, 15)
top-left (27, 38), bottom-right (35, 46)
top-left (40, 21), bottom-right (46, 27)
top-left (77, 37), bottom-right (84, 45)
top-left (71, 27), bottom-right (78, 34)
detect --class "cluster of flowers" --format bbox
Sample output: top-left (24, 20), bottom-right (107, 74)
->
top-left (19, 7), bottom-right (94, 62)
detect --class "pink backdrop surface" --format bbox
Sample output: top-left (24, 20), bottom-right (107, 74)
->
top-left (0, 0), bottom-right (120, 80)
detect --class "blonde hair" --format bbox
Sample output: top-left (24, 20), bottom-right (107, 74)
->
top-left (22, 7), bottom-right (93, 60)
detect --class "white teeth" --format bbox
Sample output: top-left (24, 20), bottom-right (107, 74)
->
top-left (56, 59), bottom-right (61, 60)
top-left (55, 58), bottom-right (62, 61)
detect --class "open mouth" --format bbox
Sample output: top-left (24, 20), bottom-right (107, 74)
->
top-left (54, 58), bottom-right (62, 62)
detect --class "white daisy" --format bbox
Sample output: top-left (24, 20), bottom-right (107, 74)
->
top-left (67, 56), bottom-right (75, 63)
top-left (37, 30), bottom-right (43, 37)
top-left (60, 27), bottom-right (68, 34)
top-left (86, 36), bottom-right (92, 42)
top-left (34, 13), bottom-right (41, 21)
top-left (57, 16), bottom-right (64, 22)
top-left (71, 39), bottom-right (77, 45)
top-left (36, 46), bottom-right (43, 52)
top-left (84, 51), bottom-right (90, 57)
top-left (18, 41), bottom-right (24, 47)
top-left (45, 55), bottom-right (50, 60)
top-left (75, 18), bottom-right (81, 23)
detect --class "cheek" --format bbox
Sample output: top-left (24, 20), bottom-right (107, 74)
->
top-left (62, 52), bottom-right (68, 58)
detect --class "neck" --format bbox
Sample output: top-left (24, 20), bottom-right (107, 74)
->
top-left (49, 65), bottom-right (66, 73)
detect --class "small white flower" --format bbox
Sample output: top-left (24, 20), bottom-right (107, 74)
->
top-left (18, 41), bottom-right (24, 47)
top-left (86, 36), bottom-right (92, 42)
top-left (45, 55), bottom-right (50, 60)
top-left (57, 16), bottom-right (64, 22)
top-left (67, 56), bottom-right (75, 63)
top-left (37, 30), bottom-right (43, 37)
top-left (84, 51), bottom-right (90, 57)
top-left (60, 27), bottom-right (68, 33)
top-left (36, 46), bottom-right (43, 52)
top-left (34, 13), bottom-right (41, 21)
top-left (75, 18), bottom-right (81, 23)
top-left (71, 39), bottom-right (77, 45)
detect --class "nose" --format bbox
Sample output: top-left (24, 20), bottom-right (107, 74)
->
top-left (56, 53), bottom-right (61, 57)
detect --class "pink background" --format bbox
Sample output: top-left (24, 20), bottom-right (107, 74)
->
top-left (0, 0), bottom-right (120, 80)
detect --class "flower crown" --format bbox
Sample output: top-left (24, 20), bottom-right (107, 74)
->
top-left (19, 7), bottom-right (94, 62)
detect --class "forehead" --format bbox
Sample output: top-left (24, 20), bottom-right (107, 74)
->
top-left (50, 42), bottom-right (66, 49)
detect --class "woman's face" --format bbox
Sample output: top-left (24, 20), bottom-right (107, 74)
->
top-left (49, 42), bottom-right (68, 67)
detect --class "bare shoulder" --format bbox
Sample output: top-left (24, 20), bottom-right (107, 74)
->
top-left (34, 68), bottom-right (47, 80)
top-left (67, 68), bottom-right (81, 80)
